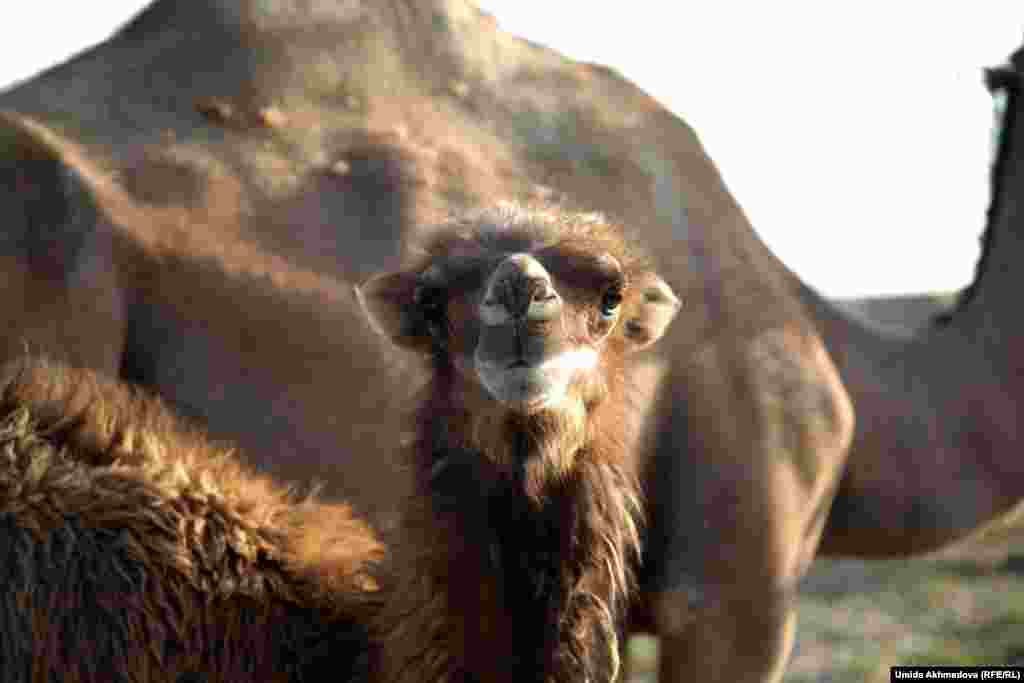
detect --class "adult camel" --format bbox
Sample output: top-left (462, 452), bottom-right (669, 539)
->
top-left (0, 2), bottom-right (858, 681)
top-left (807, 52), bottom-right (1024, 559)
top-left (634, 48), bottom-right (1024, 678)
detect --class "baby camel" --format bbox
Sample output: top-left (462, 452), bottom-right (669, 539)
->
top-left (360, 204), bottom-right (680, 683)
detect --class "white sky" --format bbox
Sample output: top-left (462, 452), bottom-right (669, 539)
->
top-left (1, 2), bottom-right (1022, 297)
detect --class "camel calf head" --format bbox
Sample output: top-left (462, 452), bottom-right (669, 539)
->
top-left (360, 202), bottom-right (679, 470)
top-left (359, 203), bottom-right (679, 683)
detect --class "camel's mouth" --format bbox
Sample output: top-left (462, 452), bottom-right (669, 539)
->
top-left (474, 347), bottom-right (597, 414)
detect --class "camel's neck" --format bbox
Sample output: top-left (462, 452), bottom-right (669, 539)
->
top-left (823, 73), bottom-right (1024, 352)
top-left (944, 74), bottom-right (1024, 341)
top-left (417, 397), bottom-right (640, 683)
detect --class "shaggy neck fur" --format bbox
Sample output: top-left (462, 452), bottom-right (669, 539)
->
top-left (383, 356), bottom-right (642, 683)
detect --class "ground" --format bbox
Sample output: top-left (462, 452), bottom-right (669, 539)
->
top-left (627, 505), bottom-right (1024, 682)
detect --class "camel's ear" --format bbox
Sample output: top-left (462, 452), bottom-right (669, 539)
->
top-left (357, 271), bottom-right (435, 353)
top-left (621, 273), bottom-right (680, 352)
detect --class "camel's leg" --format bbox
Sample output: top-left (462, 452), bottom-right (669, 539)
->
top-left (652, 586), bottom-right (797, 683)
top-left (641, 329), bottom-right (853, 683)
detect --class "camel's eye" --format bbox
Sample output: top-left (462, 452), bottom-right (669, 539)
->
top-left (600, 284), bottom-right (623, 318)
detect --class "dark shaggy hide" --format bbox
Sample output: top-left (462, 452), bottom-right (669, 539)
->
top-left (0, 357), bottom-right (383, 683)
top-left (379, 389), bottom-right (643, 683)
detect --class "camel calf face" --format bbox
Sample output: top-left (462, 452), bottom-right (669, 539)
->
top-left (360, 204), bottom-right (680, 420)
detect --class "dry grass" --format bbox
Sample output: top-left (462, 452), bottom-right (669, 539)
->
top-left (626, 517), bottom-right (1024, 682)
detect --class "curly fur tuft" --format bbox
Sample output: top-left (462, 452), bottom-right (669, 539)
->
top-left (0, 356), bottom-right (384, 683)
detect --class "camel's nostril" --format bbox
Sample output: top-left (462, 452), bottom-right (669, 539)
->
top-left (481, 254), bottom-right (560, 321)
top-left (481, 268), bottom-right (561, 325)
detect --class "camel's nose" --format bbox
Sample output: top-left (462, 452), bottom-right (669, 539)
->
top-left (480, 254), bottom-right (561, 325)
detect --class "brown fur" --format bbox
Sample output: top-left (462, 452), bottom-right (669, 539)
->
top-left (0, 356), bottom-right (383, 683)
top-left (0, 4), bottom-right (860, 682)
top-left (371, 205), bottom-right (675, 683)
top-left (0, 112), bottom-right (415, 531)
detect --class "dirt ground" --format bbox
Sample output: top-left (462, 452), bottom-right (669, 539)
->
top-left (626, 504), bottom-right (1024, 682)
